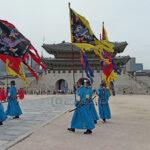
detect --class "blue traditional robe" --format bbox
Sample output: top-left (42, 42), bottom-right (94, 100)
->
top-left (70, 85), bottom-right (95, 130)
top-left (0, 103), bottom-right (6, 122)
top-left (6, 86), bottom-right (22, 117)
top-left (86, 86), bottom-right (99, 122)
top-left (97, 87), bottom-right (111, 120)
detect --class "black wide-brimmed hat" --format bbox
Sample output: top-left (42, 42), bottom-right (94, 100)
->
top-left (10, 80), bottom-right (15, 85)
top-left (101, 80), bottom-right (106, 87)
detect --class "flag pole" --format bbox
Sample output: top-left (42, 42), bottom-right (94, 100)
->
top-left (100, 23), bottom-right (103, 82)
top-left (102, 22), bottom-right (104, 39)
top-left (68, 2), bottom-right (77, 102)
top-left (5, 62), bottom-right (8, 88)
top-left (82, 64), bottom-right (84, 80)
top-left (80, 50), bottom-right (84, 80)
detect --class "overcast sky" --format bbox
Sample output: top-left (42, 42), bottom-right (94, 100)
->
top-left (0, 0), bottom-right (150, 69)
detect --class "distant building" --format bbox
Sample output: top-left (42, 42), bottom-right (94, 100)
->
top-left (134, 63), bottom-right (143, 72)
top-left (126, 57), bottom-right (143, 72)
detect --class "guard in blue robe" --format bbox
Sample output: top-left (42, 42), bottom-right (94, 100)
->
top-left (0, 102), bottom-right (7, 125)
top-left (68, 81), bottom-right (95, 134)
top-left (6, 80), bottom-right (22, 119)
top-left (86, 83), bottom-right (99, 124)
top-left (97, 81), bottom-right (111, 122)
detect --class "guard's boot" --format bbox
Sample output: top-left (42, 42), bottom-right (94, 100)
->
top-left (0, 122), bottom-right (3, 126)
top-left (13, 116), bottom-right (19, 119)
top-left (94, 120), bottom-right (97, 124)
top-left (84, 129), bottom-right (92, 134)
top-left (68, 128), bottom-right (75, 132)
top-left (103, 119), bottom-right (106, 123)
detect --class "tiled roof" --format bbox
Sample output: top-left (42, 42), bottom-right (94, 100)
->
top-left (42, 41), bottom-right (128, 57)
top-left (42, 42), bottom-right (80, 54)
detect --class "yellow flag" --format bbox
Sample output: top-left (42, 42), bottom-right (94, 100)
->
top-left (69, 7), bottom-right (114, 53)
top-left (102, 22), bottom-right (109, 41)
top-left (6, 59), bottom-right (28, 85)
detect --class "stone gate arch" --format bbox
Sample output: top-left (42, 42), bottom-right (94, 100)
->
top-left (55, 79), bottom-right (68, 93)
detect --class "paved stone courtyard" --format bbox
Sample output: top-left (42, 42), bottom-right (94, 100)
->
top-left (1, 95), bottom-right (150, 150)
top-left (0, 95), bottom-right (74, 150)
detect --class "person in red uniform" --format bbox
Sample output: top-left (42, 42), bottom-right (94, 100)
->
top-left (1, 88), bottom-right (7, 102)
top-left (0, 88), bottom-right (2, 102)
top-left (0, 87), bottom-right (6, 102)
top-left (18, 88), bottom-right (25, 100)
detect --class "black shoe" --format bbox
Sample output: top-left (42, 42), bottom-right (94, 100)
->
top-left (68, 128), bottom-right (75, 132)
top-left (13, 116), bottom-right (19, 119)
top-left (84, 129), bottom-right (92, 134)
top-left (103, 119), bottom-right (106, 123)
top-left (94, 120), bottom-right (97, 124)
top-left (0, 122), bottom-right (3, 126)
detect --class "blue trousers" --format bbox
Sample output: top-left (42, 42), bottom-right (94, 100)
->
top-left (6, 99), bottom-right (22, 117)
top-left (98, 103), bottom-right (111, 120)
top-left (71, 105), bottom-right (95, 130)
top-left (0, 103), bottom-right (7, 122)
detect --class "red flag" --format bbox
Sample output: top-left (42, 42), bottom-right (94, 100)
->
top-left (0, 19), bottom-right (46, 83)
top-left (0, 54), bottom-right (22, 76)
top-left (102, 62), bottom-right (113, 80)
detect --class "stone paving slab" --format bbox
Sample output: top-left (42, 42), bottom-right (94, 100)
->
top-left (0, 95), bottom-right (74, 150)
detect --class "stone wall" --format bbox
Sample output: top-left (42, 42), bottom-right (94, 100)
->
top-left (1, 71), bottom-right (150, 95)
top-left (27, 70), bottom-right (103, 92)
